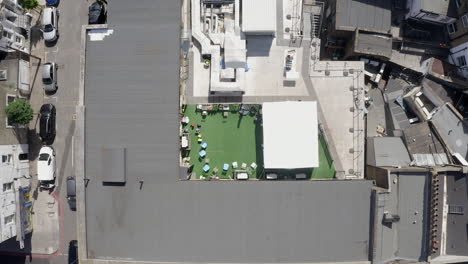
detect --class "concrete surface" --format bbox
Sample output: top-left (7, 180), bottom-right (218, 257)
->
top-left (30, 192), bottom-right (60, 254)
top-left (191, 36), bottom-right (308, 98)
top-left (309, 38), bottom-right (365, 179)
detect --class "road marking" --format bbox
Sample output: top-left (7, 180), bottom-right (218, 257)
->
top-left (71, 136), bottom-right (74, 168)
top-left (44, 96), bottom-right (58, 102)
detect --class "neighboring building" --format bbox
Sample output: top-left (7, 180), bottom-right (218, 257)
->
top-left (0, 144), bottom-right (31, 246)
top-left (0, 52), bottom-right (31, 247)
top-left (447, 0), bottom-right (468, 79)
top-left (429, 169), bottom-right (468, 264)
top-left (369, 167), bottom-right (432, 264)
top-left (323, 0), bottom-right (392, 60)
top-left (0, 0), bottom-right (32, 53)
top-left (406, 0), bottom-right (457, 25)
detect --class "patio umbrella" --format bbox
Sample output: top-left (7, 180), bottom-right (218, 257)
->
top-left (203, 164), bottom-right (210, 172)
top-left (200, 142), bottom-right (208, 149)
top-left (199, 150), bottom-right (207, 157)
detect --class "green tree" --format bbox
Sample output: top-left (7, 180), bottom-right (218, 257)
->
top-left (5, 99), bottom-right (33, 126)
top-left (19, 0), bottom-right (39, 10)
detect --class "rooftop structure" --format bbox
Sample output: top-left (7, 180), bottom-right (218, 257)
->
top-left (431, 104), bottom-right (468, 165)
top-left (81, 1), bottom-right (373, 263)
top-left (366, 137), bottom-right (411, 168)
top-left (262, 101), bottom-right (318, 169)
top-left (325, 0), bottom-right (392, 60)
top-left (334, 0), bottom-right (391, 33)
top-left (242, 0), bottom-right (276, 35)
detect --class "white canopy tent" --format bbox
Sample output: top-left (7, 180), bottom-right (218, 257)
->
top-left (262, 101), bottom-right (319, 169)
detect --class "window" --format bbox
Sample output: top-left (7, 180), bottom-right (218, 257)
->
top-left (3, 182), bottom-right (13, 192)
top-left (457, 56), bottom-right (467, 67)
top-left (4, 214), bottom-right (14, 225)
top-left (2, 30), bottom-right (12, 39)
top-left (463, 15), bottom-right (468, 28)
top-left (18, 153), bottom-right (28, 161)
top-left (15, 36), bottom-right (21, 44)
top-left (447, 22), bottom-right (458, 34)
top-left (1, 154), bottom-right (12, 164)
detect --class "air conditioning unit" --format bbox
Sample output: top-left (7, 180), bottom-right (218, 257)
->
top-left (0, 70), bottom-right (8, 80)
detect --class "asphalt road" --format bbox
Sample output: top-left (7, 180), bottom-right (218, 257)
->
top-left (0, 0), bottom-right (88, 263)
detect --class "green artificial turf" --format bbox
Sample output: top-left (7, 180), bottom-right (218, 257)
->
top-left (182, 104), bottom-right (263, 179)
top-left (181, 104), bottom-right (335, 180)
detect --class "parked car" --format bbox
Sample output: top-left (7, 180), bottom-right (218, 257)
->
top-left (68, 240), bottom-right (78, 264)
top-left (38, 146), bottom-right (56, 190)
top-left (42, 62), bottom-right (58, 93)
top-left (39, 104), bottom-right (56, 144)
top-left (46, 0), bottom-right (59, 6)
top-left (66, 176), bottom-right (76, 210)
top-left (88, 1), bottom-right (106, 24)
top-left (42, 7), bottom-right (59, 42)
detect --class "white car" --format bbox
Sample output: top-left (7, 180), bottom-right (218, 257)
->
top-left (38, 146), bottom-right (56, 190)
top-left (42, 7), bottom-right (59, 42)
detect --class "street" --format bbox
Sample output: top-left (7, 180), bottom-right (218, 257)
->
top-left (0, 0), bottom-right (88, 263)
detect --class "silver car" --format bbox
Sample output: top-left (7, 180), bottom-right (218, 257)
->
top-left (42, 63), bottom-right (58, 92)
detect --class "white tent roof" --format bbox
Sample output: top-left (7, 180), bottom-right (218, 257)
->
top-left (242, 0), bottom-right (276, 34)
top-left (262, 101), bottom-right (319, 169)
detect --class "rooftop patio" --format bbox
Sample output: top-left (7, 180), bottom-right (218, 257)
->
top-left (181, 104), bottom-right (335, 180)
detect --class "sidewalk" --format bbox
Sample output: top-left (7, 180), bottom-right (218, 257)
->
top-left (0, 190), bottom-right (60, 256)
top-left (29, 191), bottom-right (60, 255)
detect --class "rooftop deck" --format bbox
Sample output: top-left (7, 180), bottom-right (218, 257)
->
top-left (182, 104), bottom-right (335, 180)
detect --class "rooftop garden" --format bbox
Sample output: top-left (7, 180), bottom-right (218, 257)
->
top-left (180, 104), bottom-right (335, 180)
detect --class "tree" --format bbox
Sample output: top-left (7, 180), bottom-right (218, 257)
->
top-left (5, 99), bottom-right (33, 126)
top-left (19, 0), bottom-right (39, 10)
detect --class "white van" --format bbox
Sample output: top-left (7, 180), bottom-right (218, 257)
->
top-left (42, 7), bottom-right (59, 42)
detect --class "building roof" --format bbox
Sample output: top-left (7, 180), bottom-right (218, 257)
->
top-left (84, 0), bottom-right (373, 263)
top-left (372, 171), bottom-right (430, 263)
top-left (421, 0), bottom-right (457, 17)
top-left (403, 122), bottom-right (446, 156)
top-left (352, 31), bottom-right (392, 59)
top-left (384, 77), bottom-right (412, 132)
top-left (335, 0), bottom-right (391, 33)
top-left (242, 0), bottom-right (276, 34)
top-left (445, 172), bottom-right (468, 256)
top-left (366, 137), bottom-right (411, 167)
top-left (262, 101), bottom-right (318, 169)
top-left (431, 104), bottom-right (468, 163)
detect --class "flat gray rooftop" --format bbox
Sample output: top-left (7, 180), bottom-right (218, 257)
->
top-left (84, 0), bottom-right (373, 263)
top-left (446, 172), bottom-right (468, 256)
top-left (335, 0), bottom-right (391, 33)
top-left (372, 171), bottom-right (430, 263)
